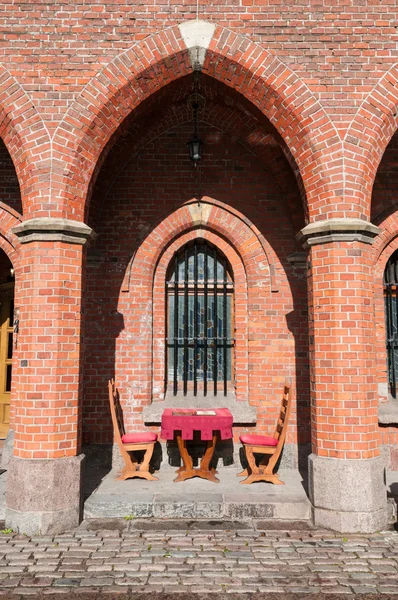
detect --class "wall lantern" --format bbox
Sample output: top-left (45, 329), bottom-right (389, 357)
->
top-left (187, 126), bottom-right (203, 166)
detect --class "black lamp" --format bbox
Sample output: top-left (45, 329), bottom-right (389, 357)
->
top-left (187, 100), bottom-right (203, 167)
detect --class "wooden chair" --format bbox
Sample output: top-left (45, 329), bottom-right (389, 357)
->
top-left (237, 384), bottom-right (292, 485)
top-left (108, 379), bottom-right (158, 481)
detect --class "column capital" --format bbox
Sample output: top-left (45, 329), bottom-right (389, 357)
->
top-left (12, 218), bottom-right (96, 245)
top-left (297, 218), bottom-right (380, 249)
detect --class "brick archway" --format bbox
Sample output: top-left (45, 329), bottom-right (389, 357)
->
top-left (50, 20), bottom-right (340, 223)
top-left (372, 214), bottom-right (398, 409)
top-left (0, 202), bottom-right (22, 268)
top-left (115, 197), bottom-right (286, 427)
top-left (345, 65), bottom-right (398, 220)
top-left (121, 197), bottom-right (279, 294)
top-left (89, 98), bottom-right (305, 232)
top-left (0, 66), bottom-right (51, 217)
top-left (0, 203), bottom-right (22, 436)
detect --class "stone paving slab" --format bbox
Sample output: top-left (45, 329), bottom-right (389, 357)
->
top-left (84, 468), bottom-right (311, 521)
top-left (1, 468), bottom-right (397, 525)
top-left (0, 520), bottom-right (397, 596)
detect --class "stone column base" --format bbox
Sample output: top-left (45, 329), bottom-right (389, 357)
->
top-left (309, 454), bottom-right (388, 533)
top-left (5, 455), bottom-right (84, 535)
top-left (0, 428), bottom-right (14, 470)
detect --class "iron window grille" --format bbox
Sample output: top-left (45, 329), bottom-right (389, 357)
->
top-left (384, 249), bottom-right (398, 398)
top-left (166, 239), bottom-right (234, 397)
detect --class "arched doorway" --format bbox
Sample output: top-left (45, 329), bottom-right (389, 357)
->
top-left (0, 251), bottom-right (15, 438)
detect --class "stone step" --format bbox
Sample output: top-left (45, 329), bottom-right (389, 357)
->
top-left (84, 468), bottom-right (311, 521)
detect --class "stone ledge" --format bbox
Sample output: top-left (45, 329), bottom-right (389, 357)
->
top-left (12, 218), bottom-right (96, 245)
top-left (379, 397), bottom-right (398, 425)
top-left (143, 393), bottom-right (257, 424)
top-left (84, 467), bottom-right (311, 521)
top-left (297, 218), bottom-right (380, 248)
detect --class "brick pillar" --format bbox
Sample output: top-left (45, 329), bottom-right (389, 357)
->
top-left (298, 219), bottom-right (388, 533)
top-left (5, 218), bottom-right (94, 535)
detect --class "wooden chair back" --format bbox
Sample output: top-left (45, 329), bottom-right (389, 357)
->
top-left (107, 379), bottom-right (158, 481)
top-left (108, 379), bottom-right (125, 448)
top-left (238, 383), bottom-right (293, 485)
top-left (272, 383), bottom-right (292, 449)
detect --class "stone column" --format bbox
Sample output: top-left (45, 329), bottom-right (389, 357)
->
top-left (298, 219), bottom-right (388, 533)
top-left (5, 218), bottom-right (95, 535)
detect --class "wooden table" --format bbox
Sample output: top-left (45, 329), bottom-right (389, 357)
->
top-left (161, 408), bottom-right (233, 483)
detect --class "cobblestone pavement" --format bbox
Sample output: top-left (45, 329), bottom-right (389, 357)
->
top-left (0, 521), bottom-right (397, 596)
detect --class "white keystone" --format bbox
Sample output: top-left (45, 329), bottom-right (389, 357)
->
top-left (179, 20), bottom-right (216, 69)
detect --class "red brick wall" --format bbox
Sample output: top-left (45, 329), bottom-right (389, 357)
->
top-left (0, 3), bottom-right (396, 129)
top-left (308, 242), bottom-right (379, 459)
top-left (82, 121), bottom-right (310, 449)
top-left (12, 242), bottom-right (85, 459)
top-left (0, 4), bottom-right (396, 463)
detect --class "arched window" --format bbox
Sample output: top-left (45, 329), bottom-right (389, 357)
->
top-left (166, 239), bottom-right (234, 397)
top-left (384, 249), bottom-right (398, 398)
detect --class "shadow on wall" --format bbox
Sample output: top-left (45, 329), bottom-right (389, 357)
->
top-left (81, 113), bottom-right (311, 472)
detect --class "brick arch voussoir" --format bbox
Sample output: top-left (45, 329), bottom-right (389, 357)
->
top-left (154, 229), bottom-right (246, 284)
top-left (0, 203), bottom-right (22, 272)
top-left (373, 212), bottom-right (398, 270)
top-left (0, 66), bottom-right (51, 217)
top-left (54, 21), bottom-right (338, 222)
top-left (122, 197), bottom-right (277, 294)
top-left (345, 65), bottom-right (398, 220)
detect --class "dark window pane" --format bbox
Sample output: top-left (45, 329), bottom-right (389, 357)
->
top-left (168, 242), bottom-right (230, 284)
top-left (7, 333), bottom-right (12, 359)
top-left (9, 300), bottom-right (14, 327)
top-left (5, 364), bottom-right (12, 392)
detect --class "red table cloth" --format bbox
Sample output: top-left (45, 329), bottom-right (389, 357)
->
top-left (161, 408), bottom-right (233, 441)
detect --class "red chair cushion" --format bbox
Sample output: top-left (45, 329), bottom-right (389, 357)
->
top-left (121, 432), bottom-right (157, 444)
top-left (239, 434), bottom-right (278, 447)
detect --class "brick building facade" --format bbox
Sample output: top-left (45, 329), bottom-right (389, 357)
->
top-left (0, 2), bottom-right (397, 533)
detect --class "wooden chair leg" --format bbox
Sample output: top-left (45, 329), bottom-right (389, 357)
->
top-left (240, 448), bottom-right (285, 485)
top-left (240, 446), bottom-right (260, 484)
top-left (138, 444), bottom-right (158, 481)
top-left (117, 445), bottom-right (159, 481)
top-left (237, 468), bottom-right (248, 477)
top-left (139, 443), bottom-right (153, 472)
top-left (119, 448), bottom-right (138, 472)
top-left (258, 447), bottom-right (284, 482)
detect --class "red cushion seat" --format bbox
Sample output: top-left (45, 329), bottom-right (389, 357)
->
top-left (239, 434), bottom-right (278, 446)
top-left (121, 432), bottom-right (158, 444)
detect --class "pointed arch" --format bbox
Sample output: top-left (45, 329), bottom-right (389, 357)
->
top-left (51, 20), bottom-right (341, 222)
top-left (119, 198), bottom-right (278, 406)
top-left (0, 65), bottom-right (51, 216)
top-left (345, 64), bottom-right (398, 220)
top-left (121, 197), bottom-right (279, 293)
top-left (0, 202), bottom-right (22, 270)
